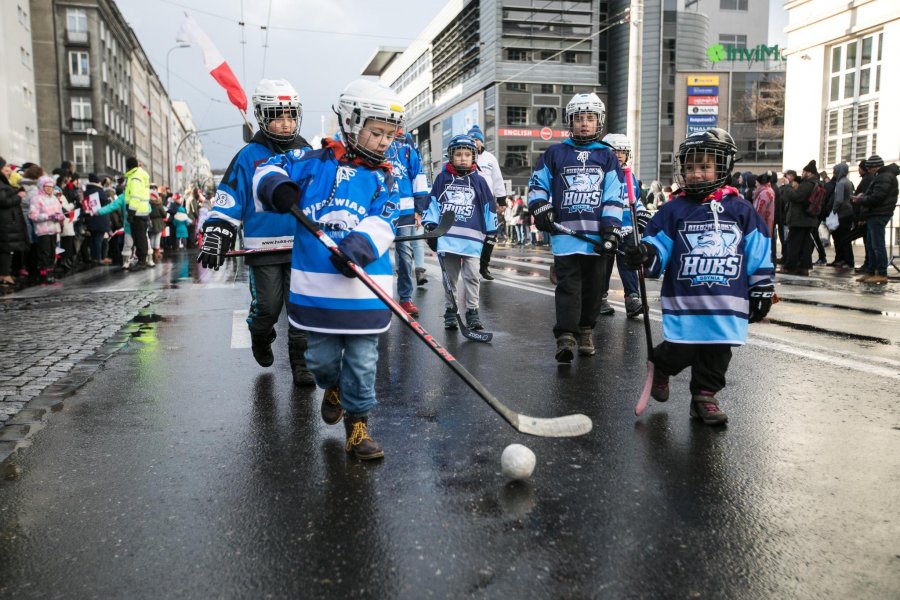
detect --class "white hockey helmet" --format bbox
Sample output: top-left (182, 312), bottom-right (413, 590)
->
top-left (252, 79), bottom-right (302, 145)
top-left (565, 93), bottom-right (606, 145)
top-left (602, 133), bottom-right (632, 164)
top-left (335, 79), bottom-right (405, 165)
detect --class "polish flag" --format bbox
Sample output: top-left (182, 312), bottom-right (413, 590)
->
top-left (176, 15), bottom-right (247, 112)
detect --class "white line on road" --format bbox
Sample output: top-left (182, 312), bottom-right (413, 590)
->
top-left (231, 310), bottom-right (251, 349)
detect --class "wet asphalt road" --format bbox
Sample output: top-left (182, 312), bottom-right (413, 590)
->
top-left (0, 249), bottom-right (898, 599)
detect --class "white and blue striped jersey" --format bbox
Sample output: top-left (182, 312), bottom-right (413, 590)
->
top-left (388, 139), bottom-right (429, 227)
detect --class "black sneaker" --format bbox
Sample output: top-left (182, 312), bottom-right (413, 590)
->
top-left (555, 333), bottom-right (576, 363)
top-left (465, 308), bottom-right (483, 330)
top-left (625, 294), bottom-right (642, 319)
top-left (599, 294), bottom-right (614, 315)
top-left (321, 386), bottom-right (344, 425)
top-left (251, 330), bottom-right (277, 367)
top-left (444, 310), bottom-right (458, 330)
top-left (480, 267), bottom-right (495, 281)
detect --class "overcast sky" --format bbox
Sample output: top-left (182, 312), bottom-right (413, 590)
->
top-left (116, 0), bottom-right (448, 169)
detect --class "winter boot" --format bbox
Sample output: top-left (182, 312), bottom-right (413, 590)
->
top-left (415, 267), bottom-right (428, 285)
top-left (577, 326), bottom-right (595, 356)
top-left (465, 308), bottom-right (484, 330)
top-left (599, 293), bottom-right (614, 315)
top-left (555, 333), bottom-right (577, 363)
top-left (251, 330), bottom-right (277, 368)
top-left (690, 391), bottom-right (728, 426)
top-left (288, 336), bottom-right (316, 387)
top-left (321, 386), bottom-right (344, 425)
top-left (625, 294), bottom-right (643, 319)
top-left (344, 416), bottom-right (384, 460)
top-left (480, 266), bottom-right (495, 281)
top-left (444, 309), bottom-right (458, 330)
top-left (650, 368), bottom-right (669, 402)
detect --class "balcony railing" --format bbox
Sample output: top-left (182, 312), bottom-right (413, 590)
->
top-left (70, 73), bottom-right (90, 87)
top-left (70, 118), bottom-right (93, 132)
top-left (66, 29), bottom-right (88, 44)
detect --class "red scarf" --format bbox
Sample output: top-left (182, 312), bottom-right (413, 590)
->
top-left (444, 162), bottom-right (476, 177)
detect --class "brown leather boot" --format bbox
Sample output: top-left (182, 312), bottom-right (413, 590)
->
top-left (650, 367), bottom-right (669, 402)
top-left (321, 386), bottom-right (344, 425)
top-left (577, 326), bottom-right (595, 356)
top-left (344, 416), bottom-right (384, 460)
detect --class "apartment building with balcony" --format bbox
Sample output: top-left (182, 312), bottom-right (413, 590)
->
top-left (0, 0), bottom-right (40, 163)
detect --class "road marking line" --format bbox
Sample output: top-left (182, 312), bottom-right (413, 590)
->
top-left (231, 310), bottom-right (251, 349)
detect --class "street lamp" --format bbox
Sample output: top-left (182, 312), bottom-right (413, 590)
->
top-left (166, 43), bottom-right (190, 96)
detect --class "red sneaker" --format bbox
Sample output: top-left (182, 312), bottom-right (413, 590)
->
top-left (399, 300), bottom-right (420, 317)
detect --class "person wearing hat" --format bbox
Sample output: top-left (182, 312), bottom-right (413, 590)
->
top-left (83, 173), bottom-right (112, 265)
top-left (851, 155), bottom-right (899, 283)
top-left (779, 160), bottom-right (821, 276)
top-left (467, 124), bottom-right (507, 280)
top-left (0, 157), bottom-right (30, 286)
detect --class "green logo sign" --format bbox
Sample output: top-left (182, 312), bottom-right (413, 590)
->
top-left (707, 44), bottom-right (787, 64)
top-left (707, 44), bottom-right (726, 64)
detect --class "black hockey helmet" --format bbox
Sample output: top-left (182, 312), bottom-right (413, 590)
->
top-left (674, 128), bottom-right (738, 197)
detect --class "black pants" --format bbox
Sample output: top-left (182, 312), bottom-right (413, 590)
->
top-left (652, 341), bottom-right (733, 395)
top-left (248, 262), bottom-right (308, 365)
top-left (0, 252), bottom-right (13, 277)
top-left (810, 228), bottom-right (826, 261)
top-left (847, 219), bottom-right (870, 267)
top-left (130, 216), bottom-right (149, 261)
top-left (785, 226), bottom-right (814, 270)
top-left (832, 217), bottom-right (855, 265)
top-left (36, 235), bottom-right (56, 271)
top-left (553, 253), bottom-right (611, 338)
top-left (89, 231), bottom-right (105, 262)
top-left (60, 236), bottom-right (76, 270)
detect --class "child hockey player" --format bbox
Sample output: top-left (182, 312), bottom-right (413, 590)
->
top-left (600, 133), bottom-right (651, 319)
top-left (253, 79), bottom-right (404, 460)
top-left (624, 128), bottom-right (775, 425)
top-left (197, 79), bottom-right (315, 386)
top-left (466, 124), bottom-right (507, 280)
top-left (423, 134), bottom-right (498, 331)
top-left (528, 93), bottom-right (624, 363)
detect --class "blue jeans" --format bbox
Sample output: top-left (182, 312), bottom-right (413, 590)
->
top-left (863, 214), bottom-right (891, 275)
top-left (395, 225), bottom-right (415, 302)
top-left (305, 332), bottom-right (379, 417)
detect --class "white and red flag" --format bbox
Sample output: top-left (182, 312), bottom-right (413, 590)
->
top-left (176, 15), bottom-right (247, 112)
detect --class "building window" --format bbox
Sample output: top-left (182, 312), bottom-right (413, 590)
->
top-left (67, 8), bottom-right (87, 32)
top-left (563, 51), bottom-right (578, 64)
top-left (69, 51), bottom-right (90, 86)
top-left (20, 46), bottom-right (31, 69)
top-left (562, 85), bottom-right (574, 94)
top-left (506, 49), bottom-right (530, 62)
top-left (18, 4), bottom-right (29, 30)
top-left (504, 144), bottom-right (529, 169)
top-left (507, 106), bottom-right (529, 126)
top-left (506, 82), bottom-right (527, 92)
top-left (71, 97), bottom-right (92, 130)
top-left (73, 141), bottom-right (93, 174)
top-left (539, 51), bottom-right (558, 62)
top-left (540, 84), bottom-right (555, 94)
top-left (536, 107), bottom-right (558, 127)
top-left (718, 34), bottom-right (748, 49)
top-left (719, 0), bottom-right (748, 10)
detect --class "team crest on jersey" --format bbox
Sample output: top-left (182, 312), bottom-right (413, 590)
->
top-left (677, 221), bottom-right (743, 287)
top-left (560, 166), bottom-right (603, 213)
top-left (443, 184), bottom-right (476, 220)
top-left (213, 190), bottom-right (235, 209)
top-left (336, 165), bottom-right (356, 184)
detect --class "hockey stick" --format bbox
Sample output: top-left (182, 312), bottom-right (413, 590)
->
top-left (288, 204), bottom-right (591, 438)
top-left (436, 253), bottom-right (493, 343)
top-left (226, 245), bottom-right (292, 257)
top-left (550, 222), bottom-right (626, 255)
top-left (623, 167), bottom-right (656, 417)
top-left (394, 210), bottom-right (454, 242)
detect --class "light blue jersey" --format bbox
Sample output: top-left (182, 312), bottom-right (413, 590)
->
top-left (423, 164), bottom-right (497, 258)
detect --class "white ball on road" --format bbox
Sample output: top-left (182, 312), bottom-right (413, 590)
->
top-left (501, 444), bottom-right (536, 480)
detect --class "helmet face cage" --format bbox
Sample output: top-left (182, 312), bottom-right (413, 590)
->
top-left (446, 135), bottom-right (477, 169)
top-left (673, 144), bottom-right (735, 197)
top-left (341, 115), bottom-right (402, 165)
top-left (565, 94), bottom-right (606, 145)
top-left (336, 87), bottom-right (404, 166)
top-left (254, 103), bottom-right (302, 144)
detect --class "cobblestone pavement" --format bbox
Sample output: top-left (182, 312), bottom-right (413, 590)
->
top-left (0, 291), bottom-right (161, 432)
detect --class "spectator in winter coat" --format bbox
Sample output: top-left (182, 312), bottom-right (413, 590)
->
top-left (853, 155), bottom-right (899, 284)
top-left (83, 173), bottom-right (112, 264)
top-left (828, 163), bottom-right (855, 269)
top-left (752, 173), bottom-right (776, 235)
top-left (173, 197), bottom-right (191, 248)
top-left (780, 161), bottom-right (820, 275)
top-left (0, 158), bottom-right (29, 285)
top-left (149, 192), bottom-right (167, 263)
top-left (28, 176), bottom-right (65, 282)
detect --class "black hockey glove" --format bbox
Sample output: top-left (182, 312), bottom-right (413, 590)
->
top-left (748, 284), bottom-right (775, 323)
top-left (424, 221), bottom-right (438, 252)
top-left (623, 241), bottom-right (657, 269)
top-left (329, 232), bottom-right (375, 279)
top-left (196, 220), bottom-right (236, 270)
top-left (595, 229), bottom-right (621, 255)
top-left (635, 210), bottom-right (651, 234)
top-left (531, 200), bottom-right (556, 233)
top-left (269, 182), bottom-right (300, 213)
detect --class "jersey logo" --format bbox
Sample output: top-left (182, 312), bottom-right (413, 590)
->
top-left (213, 190), bottom-right (236, 209)
top-left (442, 184), bottom-right (476, 220)
top-left (381, 200), bottom-right (400, 229)
top-left (561, 166), bottom-right (603, 213)
top-left (336, 165), bottom-right (356, 184)
top-left (677, 221), bottom-right (743, 287)
top-left (576, 151), bottom-right (590, 162)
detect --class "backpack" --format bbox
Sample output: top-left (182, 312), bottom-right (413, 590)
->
top-left (805, 182), bottom-right (826, 217)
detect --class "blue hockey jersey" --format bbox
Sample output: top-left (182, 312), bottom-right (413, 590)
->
top-left (388, 139), bottom-right (429, 227)
top-left (528, 138), bottom-right (625, 256)
top-left (423, 164), bottom-right (498, 258)
top-left (641, 186), bottom-right (774, 345)
top-left (253, 139), bottom-right (400, 334)
top-left (208, 131), bottom-right (310, 263)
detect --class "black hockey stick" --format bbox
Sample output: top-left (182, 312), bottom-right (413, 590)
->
top-left (550, 222), bottom-right (625, 256)
top-left (623, 167), bottom-right (656, 417)
top-left (436, 253), bottom-right (493, 343)
top-left (288, 204), bottom-right (591, 438)
top-left (394, 210), bottom-right (454, 242)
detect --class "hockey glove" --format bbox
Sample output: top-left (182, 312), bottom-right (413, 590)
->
top-left (196, 220), bottom-right (236, 270)
top-left (595, 229), bottom-right (621, 255)
top-left (531, 200), bottom-right (556, 233)
top-left (329, 232), bottom-right (376, 279)
top-left (423, 221), bottom-right (438, 252)
top-left (480, 235), bottom-right (496, 267)
top-left (635, 210), bottom-right (652, 234)
top-left (748, 284), bottom-right (775, 323)
top-left (269, 182), bottom-right (300, 213)
top-left (623, 242), bottom-right (657, 269)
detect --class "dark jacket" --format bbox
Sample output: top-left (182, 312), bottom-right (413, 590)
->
top-left (83, 183), bottom-right (111, 232)
top-left (786, 174), bottom-right (821, 228)
top-left (149, 198), bottom-right (167, 234)
top-left (855, 172), bottom-right (875, 195)
top-left (0, 175), bottom-right (29, 252)
top-left (858, 163), bottom-right (899, 218)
